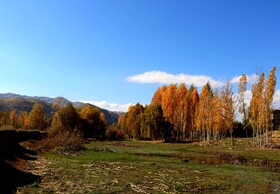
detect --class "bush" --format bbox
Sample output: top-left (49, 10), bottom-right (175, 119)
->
top-left (105, 125), bottom-right (124, 140)
top-left (37, 129), bottom-right (84, 152)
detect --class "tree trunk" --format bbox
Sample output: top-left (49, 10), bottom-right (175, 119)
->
top-left (207, 130), bottom-right (210, 142)
top-left (230, 129), bottom-right (234, 147)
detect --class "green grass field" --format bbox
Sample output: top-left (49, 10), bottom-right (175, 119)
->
top-left (18, 139), bottom-right (280, 193)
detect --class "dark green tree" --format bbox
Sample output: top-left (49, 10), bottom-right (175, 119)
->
top-left (140, 104), bottom-right (165, 140)
top-left (126, 103), bottom-right (144, 139)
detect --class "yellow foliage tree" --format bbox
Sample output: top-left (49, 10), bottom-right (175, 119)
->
top-left (250, 73), bottom-right (265, 146)
top-left (28, 103), bottom-right (47, 130)
top-left (221, 81), bottom-right (234, 146)
top-left (264, 66), bottom-right (276, 145)
top-left (151, 85), bottom-right (168, 105)
top-left (174, 83), bottom-right (188, 140)
top-left (196, 82), bottom-right (212, 142)
top-left (10, 110), bottom-right (16, 128)
top-left (189, 87), bottom-right (199, 139)
top-left (211, 90), bottom-right (223, 140)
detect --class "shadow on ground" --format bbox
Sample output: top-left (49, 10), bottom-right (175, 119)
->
top-left (0, 130), bottom-right (43, 193)
top-left (0, 160), bottom-right (40, 193)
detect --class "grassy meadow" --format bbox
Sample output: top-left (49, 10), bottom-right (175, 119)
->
top-left (18, 138), bottom-right (280, 193)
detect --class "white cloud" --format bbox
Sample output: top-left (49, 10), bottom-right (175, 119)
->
top-left (244, 90), bottom-right (253, 106)
top-left (230, 74), bottom-right (259, 84)
top-left (79, 100), bottom-right (133, 112)
top-left (127, 71), bottom-right (224, 87)
top-left (80, 89), bottom-right (280, 115)
top-left (273, 89), bottom-right (280, 109)
top-left (238, 89), bottom-right (280, 110)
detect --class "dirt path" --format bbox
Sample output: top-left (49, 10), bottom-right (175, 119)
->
top-left (17, 156), bottom-right (60, 193)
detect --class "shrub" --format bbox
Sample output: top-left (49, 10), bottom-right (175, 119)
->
top-left (37, 129), bottom-right (84, 152)
top-left (105, 125), bottom-right (124, 140)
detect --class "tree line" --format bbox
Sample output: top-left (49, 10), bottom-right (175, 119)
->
top-left (0, 103), bottom-right (47, 130)
top-left (118, 66), bottom-right (277, 146)
top-left (0, 103), bottom-right (107, 139)
top-left (118, 82), bottom-right (235, 143)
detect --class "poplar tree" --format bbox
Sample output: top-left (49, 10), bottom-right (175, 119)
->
top-left (140, 104), bottom-right (165, 139)
top-left (17, 111), bottom-right (29, 129)
top-left (162, 84), bottom-right (177, 139)
top-left (196, 82), bottom-right (212, 142)
top-left (125, 103), bottom-right (144, 139)
top-left (238, 74), bottom-right (248, 137)
top-left (118, 114), bottom-right (128, 138)
top-left (151, 85), bottom-right (167, 105)
top-left (162, 84), bottom-right (177, 123)
top-left (189, 87), bottom-right (199, 140)
top-left (250, 73), bottom-right (265, 146)
top-left (221, 81), bottom-right (234, 146)
top-left (175, 83), bottom-right (188, 140)
top-left (211, 90), bottom-right (223, 140)
top-left (264, 66), bottom-right (276, 145)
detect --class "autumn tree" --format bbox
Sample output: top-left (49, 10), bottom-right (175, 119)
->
top-left (250, 67), bottom-right (277, 147)
top-left (238, 74), bottom-right (248, 136)
top-left (29, 103), bottom-right (47, 130)
top-left (264, 66), bottom-right (276, 145)
top-left (189, 87), bottom-right (199, 140)
top-left (250, 84), bottom-right (258, 142)
top-left (118, 114), bottom-right (128, 138)
top-left (162, 84), bottom-right (177, 122)
top-left (161, 84), bottom-right (177, 139)
top-left (196, 82), bottom-right (213, 142)
top-left (174, 83), bottom-right (188, 140)
top-left (17, 111), bottom-right (24, 129)
top-left (40, 103), bottom-right (84, 151)
top-left (17, 111), bottom-right (29, 129)
top-left (211, 89), bottom-right (223, 140)
top-left (151, 85), bottom-right (168, 105)
top-left (50, 103), bottom-right (79, 135)
top-left (23, 111), bottom-right (29, 130)
top-left (125, 103), bottom-right (144, 139)
top-left (221, 81), bottom-right (235, 146)
top-left (80, 105), bottom-right (106, 139)
top-left (58, 103), bottom-right (78, 131)
top-left (0, 112), bottom-right (10, 127)
top-left (10, 110), bottom-right (16, 128)
top-left (250, 73), bottom-right (265, 146)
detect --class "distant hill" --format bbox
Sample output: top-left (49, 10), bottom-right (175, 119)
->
top-left (0, 98), bottom-right (55, 118)
top-left (0, 93), bottom-right (122, 125)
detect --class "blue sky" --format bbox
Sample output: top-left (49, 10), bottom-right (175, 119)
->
top-left (0, 0), bottom-right (280, 111)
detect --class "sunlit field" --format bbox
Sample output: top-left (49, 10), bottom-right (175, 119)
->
top-left (18, 138), bottom-right (280, 193)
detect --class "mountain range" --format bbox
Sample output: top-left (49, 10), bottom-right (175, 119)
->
top-left (0, 93), bottom-right (122, 125)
